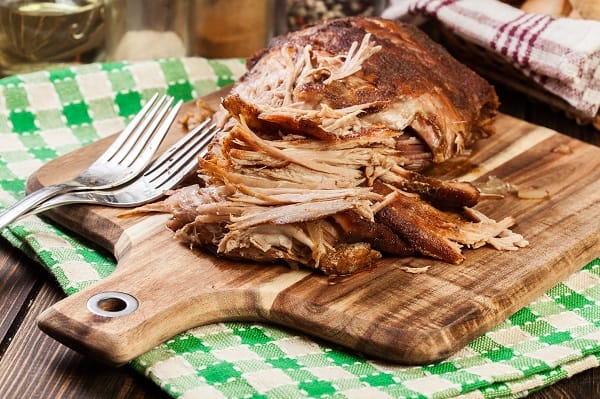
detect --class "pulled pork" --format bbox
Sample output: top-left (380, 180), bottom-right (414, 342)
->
top-left (143, 17), bottom-right (527, 275)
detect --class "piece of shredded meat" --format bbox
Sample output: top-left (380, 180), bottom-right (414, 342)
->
top-left (137, 17), bottom-right (527, 275)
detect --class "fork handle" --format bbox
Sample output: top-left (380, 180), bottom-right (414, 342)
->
top-left (0, 184), bottom-right (75, 229)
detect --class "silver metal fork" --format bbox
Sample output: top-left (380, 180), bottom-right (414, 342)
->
top-left (20, 120), bottom-right (219, 218)
top-left (0, 94), bottom-right (182, 229)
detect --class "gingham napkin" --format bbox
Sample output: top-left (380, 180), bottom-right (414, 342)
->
top-left (1, 59), bottom-right (600, 399)
top-left (382, 0), bottom-right (600, 120)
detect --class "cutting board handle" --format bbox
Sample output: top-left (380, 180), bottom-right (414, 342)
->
top-left (36, 256), bottom-right (273, 365)
top-left (36, 212), bottom-right (314, 365)
top-left (36, 252), bottom-right (316, 365)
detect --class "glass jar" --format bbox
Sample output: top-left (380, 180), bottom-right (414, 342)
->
top-left (105, 0), bottom-right (191, 61)
top-left (0, 0), bottom-right (112, 75)
top-left (190, 0), bottom-right (285, 59)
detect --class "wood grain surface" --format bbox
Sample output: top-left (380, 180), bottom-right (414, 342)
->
top-left (26, 103), bottom-right (600, 366)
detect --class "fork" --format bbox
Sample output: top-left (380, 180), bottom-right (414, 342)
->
top-left (20, 120), bottom-right (219, 218)
top-left (0, 94), bottom-right (182, 229)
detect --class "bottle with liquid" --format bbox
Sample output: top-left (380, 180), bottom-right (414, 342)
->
top-left (0, 0), bottom-right (111, 76)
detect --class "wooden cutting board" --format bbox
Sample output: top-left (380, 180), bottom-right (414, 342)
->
top-left (31, 93), bottom-right (600, 366)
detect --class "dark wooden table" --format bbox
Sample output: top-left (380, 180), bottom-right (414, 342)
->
top-left (0, 84), bottom-right (598, 398)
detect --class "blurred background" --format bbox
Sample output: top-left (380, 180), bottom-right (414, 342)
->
top-left (0, 0), bottom-right (387, 76)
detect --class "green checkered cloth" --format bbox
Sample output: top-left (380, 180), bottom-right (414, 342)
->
top-left (1, 58), bottom-right (599, 399)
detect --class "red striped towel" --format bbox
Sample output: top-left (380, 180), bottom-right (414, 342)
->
top-left (382, 0), bottom-right (600, 119)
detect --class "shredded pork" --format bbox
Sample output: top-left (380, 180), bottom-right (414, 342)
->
top-left (140, 17), bottom-right (527, 275)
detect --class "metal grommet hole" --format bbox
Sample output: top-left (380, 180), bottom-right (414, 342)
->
top-left (98, 297), bottom-right (127, 312)
top-left (87, 291), bottom-right (138, 318)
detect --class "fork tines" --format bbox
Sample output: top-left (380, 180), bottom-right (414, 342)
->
top-left (145, 119), bottom-right (221, 188)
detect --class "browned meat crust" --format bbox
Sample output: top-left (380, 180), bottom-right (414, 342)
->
top-left (332, 211), bottom-right (415, 257)
top-left (374, 182), bottom-right (527, 264)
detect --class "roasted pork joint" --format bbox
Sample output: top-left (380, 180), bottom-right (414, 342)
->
top-left (224, 17), bottom-right (499, 165)
top-left (144, 17), bottom-right (527, 275)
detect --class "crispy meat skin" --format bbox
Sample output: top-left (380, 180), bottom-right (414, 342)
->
top-left (332, 211), bottom-right (415, 256)
top-left (140, 17), bottom-right (526, 275)
top-left (373, 182), bottom-right (527, 264)
top-left (374, 182), bottom-right (466, 264)
top-left (254, 18), bottom-right (490, 110)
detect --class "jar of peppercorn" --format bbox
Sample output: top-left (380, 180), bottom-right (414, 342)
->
top-left (285, 0), bottom-right (386, 32)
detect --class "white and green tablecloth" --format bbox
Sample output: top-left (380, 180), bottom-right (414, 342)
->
top-left (1, 58), bottom-right (599, 399)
